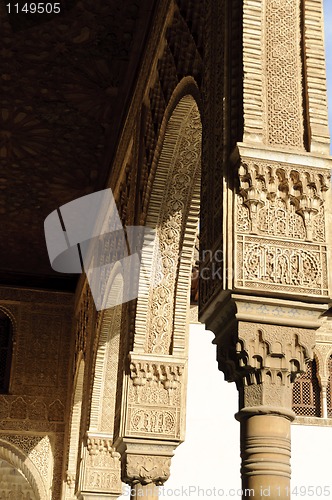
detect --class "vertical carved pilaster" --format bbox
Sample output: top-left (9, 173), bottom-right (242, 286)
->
top-left (303, 0), bottom-right (330, 154)
top-left (200, 0), bottom-right (331, 498)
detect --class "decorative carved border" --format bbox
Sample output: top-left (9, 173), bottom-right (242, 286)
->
top-left (134, 89), bottom-right (201, 356)
top-left (303, 0), bottom-right (330, 153)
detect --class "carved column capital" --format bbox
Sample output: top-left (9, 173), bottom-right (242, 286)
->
top-left (208, 294), bottom-right (324, 411)
top-left (116, 437), bottom-right (176, 489)
top-left (124, 454), bottom-right (171, 486)
top-left (224, 321), bottom-right (314, 409)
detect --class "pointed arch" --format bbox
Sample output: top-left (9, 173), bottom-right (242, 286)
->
top-left (0, 439), bottom-right (47, 500)
top-left (134, 79), bottom-right (202, 357)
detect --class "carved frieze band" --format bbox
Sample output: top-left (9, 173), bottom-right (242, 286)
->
top-left (303, 0), bottom-right (330, 153)
top-left (236, 158), bottom-right (330, 296)
top-left (125, 356), bottom-right (185, 440)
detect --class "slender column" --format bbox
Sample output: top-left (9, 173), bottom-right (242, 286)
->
top-left (237, 409), bottom-right (293, 499)
top-left (202, 295), bottom-right (325, 500)
top-left (132, 483), bottom-right (159, 500)
top-left (321, 386), bottom-right (328, 419)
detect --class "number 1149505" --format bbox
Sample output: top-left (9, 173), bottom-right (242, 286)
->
top-left (6, 3), bottom-right (61, 14)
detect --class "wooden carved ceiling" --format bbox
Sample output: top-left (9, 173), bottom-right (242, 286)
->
top-left (0, 0), bottom-right (156, 289)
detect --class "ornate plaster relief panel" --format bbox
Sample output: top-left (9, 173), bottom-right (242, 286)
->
top-left (233, 147), bottom-right (331, 298)
top-left (124, 354), bottom-right (185, 441)
top-left (0, 288), bottom-right (74, 499)
top-left (0, 433), bottom-right (61, 500)
top-left (79, 435), bottom-right (122, 496)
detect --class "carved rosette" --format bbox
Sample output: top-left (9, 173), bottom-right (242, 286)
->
top-left (233, 150), bottom-right (331, 298)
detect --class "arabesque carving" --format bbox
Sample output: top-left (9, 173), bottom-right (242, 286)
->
top-left (238, 160), bottom-right (330, 241)
top-left (265, 0), bottom-right (304, 148)
top-left (125, 355), bottom-right (184, 440)
top-left (79, 435), bottom-right (122, 494)
top-left (130, 359), bottom-right (183, 391)
top-left (145, 102), bottom-right (201, 355)
top-left (217, 321), bottom-right (315, 409)
top-left (235, 157), bottom-right (330, 297)
top-left (124, 454), bottom-right (171, 485)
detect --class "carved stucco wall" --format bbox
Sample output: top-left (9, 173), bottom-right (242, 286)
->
top-left (76, 274), bottom-right (124, 497)
top-left (0, 288), bottom-right (73, 500)
top-left (0, 457), bottom-right (36, 499)
top-left (64, 356), bottom-right (85, 498)
top-left (235, 154), bottom-right (330, 297)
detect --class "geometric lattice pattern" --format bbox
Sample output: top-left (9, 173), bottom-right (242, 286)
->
top-left (327, 356), bottom-right (332, 418)
top-left (292, 359), bottom-right (321, 417)
top-left (265, 0), bottom-right (304, 147)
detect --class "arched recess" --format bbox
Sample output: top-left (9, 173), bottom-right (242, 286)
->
top-left (135, 79), bottom-right (202, 356)
top-left (64, 355), bottom-right (85, 495)
top-left (0, 306), bottom-right (16, 393)
top-left (89, 267), bottom-right (124, 433)
top-left (0, 438), bottom-right (47, 500)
